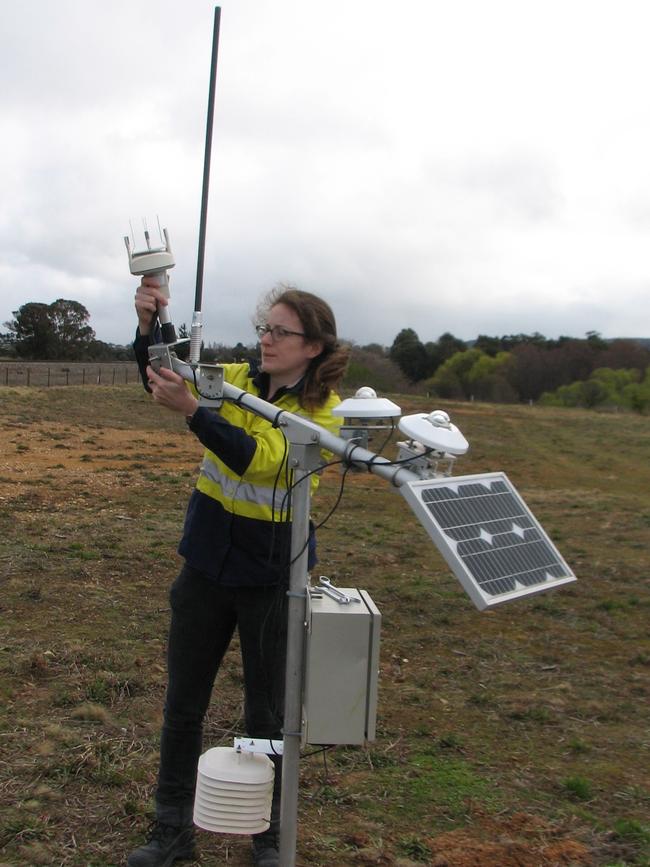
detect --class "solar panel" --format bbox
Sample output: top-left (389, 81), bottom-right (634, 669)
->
top-left (400, 472), bottom-right (577, 610)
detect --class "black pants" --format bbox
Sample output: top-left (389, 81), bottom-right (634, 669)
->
top-left (156, 564), bottom-right (287, 818)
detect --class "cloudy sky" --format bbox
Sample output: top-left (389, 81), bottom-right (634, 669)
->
top-left (2, 0), bottom-right (649, 348)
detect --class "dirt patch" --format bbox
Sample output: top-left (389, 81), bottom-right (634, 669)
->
top-left (424, 812), bottom-right (593, 867)
top-left (1, 387), bottom-right (649, 866)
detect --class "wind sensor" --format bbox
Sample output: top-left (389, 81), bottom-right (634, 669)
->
top-left (124, 222), bottom-right (177, 345)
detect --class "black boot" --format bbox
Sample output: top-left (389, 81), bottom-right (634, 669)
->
top-left (252, 831), bottom-right (279, 867)
top-left (127, 804), bottom-right (196, 867)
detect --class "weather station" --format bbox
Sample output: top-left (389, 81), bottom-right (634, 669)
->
top-left (124, 7), bottom-right (577, 866)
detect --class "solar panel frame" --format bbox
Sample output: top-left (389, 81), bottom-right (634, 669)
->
top-left (400, 471), bottom-right (577, 610)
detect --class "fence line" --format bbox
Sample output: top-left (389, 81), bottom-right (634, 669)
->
top-left (0, 362), bottom-right (141, 388)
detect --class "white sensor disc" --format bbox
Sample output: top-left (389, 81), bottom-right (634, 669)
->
top-left (398, 412), bottom-right (469, 454)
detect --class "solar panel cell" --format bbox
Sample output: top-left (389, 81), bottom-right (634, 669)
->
top-left (400, 472), bottom-right (577, 610)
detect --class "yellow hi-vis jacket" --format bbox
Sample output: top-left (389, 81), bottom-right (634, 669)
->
top-left (178, 362), bottom-right (342, 585)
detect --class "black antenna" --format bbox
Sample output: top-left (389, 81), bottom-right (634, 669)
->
top-left (195, 6), bottom-right (221, 315)
top-left (190, 6), bottom-right (221, 364)
top-left (189, 6), bottom-right (221, 365)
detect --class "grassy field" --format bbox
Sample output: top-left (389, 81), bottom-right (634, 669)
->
top-left (1, 385), bottom-right (649, 866)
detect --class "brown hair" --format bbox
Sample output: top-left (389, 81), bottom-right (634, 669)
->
top-left (256, 284), bottom-right (350, 410)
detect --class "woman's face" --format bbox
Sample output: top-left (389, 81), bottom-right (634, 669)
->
top-left (259, 303), bottom-right (323, 384)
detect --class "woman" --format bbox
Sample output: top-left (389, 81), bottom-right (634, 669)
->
top-left (127, 280), bottom-right (349, 867)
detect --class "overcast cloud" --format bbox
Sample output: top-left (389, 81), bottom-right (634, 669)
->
top-left (1, 0), bottom-right (649, 348)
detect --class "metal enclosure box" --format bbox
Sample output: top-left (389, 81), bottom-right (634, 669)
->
top-left (302, 588), bottom-right (381, 746)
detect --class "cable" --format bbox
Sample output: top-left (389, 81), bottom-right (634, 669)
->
top-left (300, 744), bottom-right (334, 759)
top-left (268, 457), bottom-right (349, 568)
top-left (276, 439), bottom-right (437, 567)
top-left (372, 417), bottom-right (397, 457)
top-left (312, 463), bottom-right (351, 532)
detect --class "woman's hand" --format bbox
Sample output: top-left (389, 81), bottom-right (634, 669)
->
top-left (146, 365), bottom-right (199, 417)
top-left (135, 277), bottom-right (168, 335)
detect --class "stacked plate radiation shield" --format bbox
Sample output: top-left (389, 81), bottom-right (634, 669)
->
top-left (193, 747), bottom-right (274, 834)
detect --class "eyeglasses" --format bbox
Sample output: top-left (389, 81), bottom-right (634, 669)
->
top-left (255, 324), bottom-right (305, 341)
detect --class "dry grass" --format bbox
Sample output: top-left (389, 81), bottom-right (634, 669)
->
top-left (1, 385), bottom-right (649, 866)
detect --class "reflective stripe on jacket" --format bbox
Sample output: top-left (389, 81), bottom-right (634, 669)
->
top-left (193, 363), bottom-right (341, 522)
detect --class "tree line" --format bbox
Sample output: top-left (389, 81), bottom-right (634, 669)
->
top-left (387, 327), bottom-right (650, 411)
top-left (1, 300), bottom-right (133, 361)
top-left (3, 300), bottom-right (649, 411)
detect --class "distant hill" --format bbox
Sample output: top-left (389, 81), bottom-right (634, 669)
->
top-left (464, 336), bottom-right (650, 349)
top-left (617, 337), bottom-right (650, 348)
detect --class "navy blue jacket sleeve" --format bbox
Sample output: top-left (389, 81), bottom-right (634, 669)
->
top-left (133, 324), bottom-right (162, 393)
top-left (188, 407), bottom-right (257, 477)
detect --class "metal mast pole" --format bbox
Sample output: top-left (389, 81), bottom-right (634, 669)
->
top-left (278, 450), bottom-right (316, 867)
